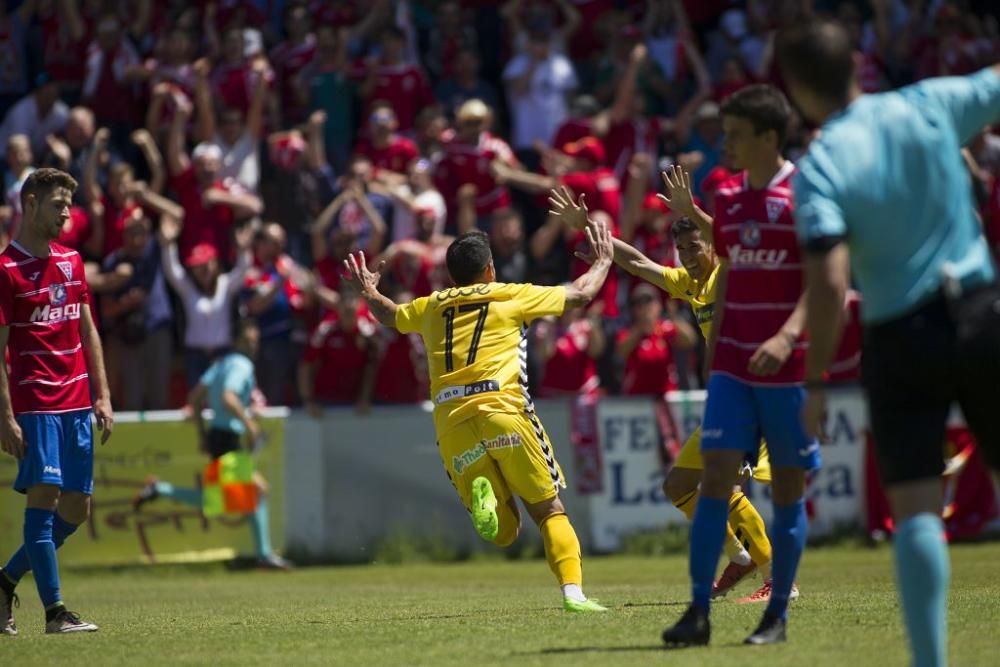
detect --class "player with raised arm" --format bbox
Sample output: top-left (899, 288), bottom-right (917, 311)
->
top-left (653, 84), bottom-right (819, 647)
top-left (552, 182), bottom-right (778, 601)
top-left (344, 200), bottom-right (615, 613)
top-left (0, 168), bottom-right (114, 635)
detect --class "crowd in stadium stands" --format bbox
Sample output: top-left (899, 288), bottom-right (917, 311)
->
top-left (1, 0), bottom-right (998, 412)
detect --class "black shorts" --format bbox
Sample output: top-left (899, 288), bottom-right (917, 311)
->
top-left (862, 283), bottom-right (1000, 485)
top-left (207, 429), bottom-right (241, 460)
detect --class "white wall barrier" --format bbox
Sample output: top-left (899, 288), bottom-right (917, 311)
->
top-left (284, 388), bottom-right (874, 560)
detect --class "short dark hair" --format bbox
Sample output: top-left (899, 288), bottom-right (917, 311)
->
top-left (776, 20), bottom-right (854, 103)
top-left (720, 84), bottom-right (792, 147)
top-left (446, 231), bottom-right (492, 286)
top-left (670, 217), bottom-right (702, 240)
top-left (20, 168), bottom-right (77, 209)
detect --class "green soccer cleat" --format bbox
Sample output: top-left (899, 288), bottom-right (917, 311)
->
top-left (563, 598), bottom-right (608, 613)
top-left (470, 477), bottom-right (499, 541)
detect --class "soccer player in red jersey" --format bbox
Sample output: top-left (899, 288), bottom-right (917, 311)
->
top-left (661, 85), bottom-right (818, 648)
top-left (0, 169), bottom-right (113, 635)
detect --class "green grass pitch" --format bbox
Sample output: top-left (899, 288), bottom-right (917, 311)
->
top-left (3, 543), bottom-right (999, 666)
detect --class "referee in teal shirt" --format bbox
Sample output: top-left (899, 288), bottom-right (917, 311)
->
top-left (778, 21), bottom-right (1000, 667)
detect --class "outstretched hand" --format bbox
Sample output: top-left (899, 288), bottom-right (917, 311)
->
top-left (658, 165), bottom-right (696, 215)
top-left (344, 251), bottom-right (385, 297)
top-left (547, 186), bottom-right (589, 231)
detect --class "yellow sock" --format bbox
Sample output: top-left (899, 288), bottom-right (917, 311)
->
top-left (675, 489), bottom-right (747, 563)
top-left (540, 513), bottom-right (582, 587)
top-left (728, 491), bottom-right (772, 566)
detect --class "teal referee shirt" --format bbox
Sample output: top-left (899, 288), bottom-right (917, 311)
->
top-left (794, 67), bottom-right (1000, 324)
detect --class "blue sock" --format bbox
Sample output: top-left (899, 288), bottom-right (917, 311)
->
top-left (3, 513), bottom-right (78, 583)
top-left (154, 482), bottom-right (203, 508)
top-left (23, 508), bottom-right (61, 609)
top-left (766, 499), bottom-right (808, 620)
top-left (249, 497), bottom-right (273, 559)
top-left (894, 513), bottom-right (949, 667)
top-left (689, 496), bottom-right (729, 611)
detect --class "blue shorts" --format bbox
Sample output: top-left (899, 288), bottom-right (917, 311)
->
top-left (700, 374), bottom-right (821, 471)
top-left (14, 410), bottom-right (94, 495)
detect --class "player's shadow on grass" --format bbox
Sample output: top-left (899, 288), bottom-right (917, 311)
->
top-left (621, 601), bottom-right (690, 609)
top-left (516, 645), bottom-right (666, 656)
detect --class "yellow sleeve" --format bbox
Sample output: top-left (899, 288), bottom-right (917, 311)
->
top-left (515, 284), bottom-right (566, 322)
top-left (395, 296), bottom-right (429, 334)
top-left (660, 266), bottom-right (692, 301)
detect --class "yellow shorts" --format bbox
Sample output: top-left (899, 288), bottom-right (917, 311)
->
top-left (438, 411), bottom-right (566, 509)
top-left (674, 426), bottom-right (772, 484)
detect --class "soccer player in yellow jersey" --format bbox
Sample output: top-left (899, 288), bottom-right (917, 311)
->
top-left (344, 205), bottom-right (616, 613)
top-left (552, 180), bottom-right (785, 602)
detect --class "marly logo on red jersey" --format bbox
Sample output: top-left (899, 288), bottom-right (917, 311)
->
top-left (727, 244), bottom-right (789, 266)
top-left (30, 302), bottom-right (81, 323)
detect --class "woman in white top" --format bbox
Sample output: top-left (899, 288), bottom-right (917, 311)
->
top-left (158, 214), bottom-right (253, 388)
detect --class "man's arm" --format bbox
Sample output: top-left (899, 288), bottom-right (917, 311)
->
top-left (79, 303), bottom-right (113, 444)
top-left (0, 325), bottom-right (26, 459)
top-left (132, 129), bottom-right (166, 194)
top-left (492, 161), bottom-right (558, 195)
top-left (803, 244), bottom-right (850, 384)
top-left (222, 388), bottom-right (259, 444)
top-left (188, 382), bottom-right (209, 447)
top-left (344, 252), bottom-right (399, 327)
top-left (205, 188), bottom-right (264, 219)
top-left (563, 223), bottom-right (615, 308)
top-left (167, 96), bottom-right (192, 177)
top-left (747, 288), bottom-right (808, 377)
top-left (659, 166), bottom-right (714, 241)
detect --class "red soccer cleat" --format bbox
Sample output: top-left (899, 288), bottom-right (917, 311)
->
top-left (711, 561), bottom-right (757, 599)
top-left (736, 579), bottom-right (800, 603)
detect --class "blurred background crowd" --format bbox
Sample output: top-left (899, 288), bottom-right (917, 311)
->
top-left (1, 0), bottom-right (997, 413)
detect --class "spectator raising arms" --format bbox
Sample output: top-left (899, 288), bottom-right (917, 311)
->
top-left (165, 93), bottom-right (262, 260)
top-left (157, 214), bottom-right (253, 390)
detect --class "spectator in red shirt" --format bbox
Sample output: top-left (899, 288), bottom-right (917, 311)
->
top-left (269, 3), bottom-right (316, 127)
top-left (210, 25), bottom-right (272, 116)
top-left (82, 13), bottom-right (142, 135)
top-left (83, 127), bottom-right (179, 259)
top-left (359, 26), bottom-right (434, 133)
top-left (298, 284), bottom-right (379, 416)
top-left (354, 104), bottom-right (419, 178)
top-left (617, 283), bottom-right (697, 395)
top-left (377, 208), bottom-right (450, 298)
top-left (535, 307), bottom-right (606, 397)
top-left (165, 95), bottom-right (263, 260)
top-left (434, 99), bottom-right (519, 229)
top-left (372, 288), bottom-right (429, 404)
top-left (698, 164), bottom-right (732, 215)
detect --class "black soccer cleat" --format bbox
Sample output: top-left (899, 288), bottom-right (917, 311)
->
top-left (662, 604), bottom-right (711, 648)
top-left (744, 612), bottom-right (786, 645)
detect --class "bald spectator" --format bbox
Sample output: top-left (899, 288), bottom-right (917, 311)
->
top-left (0, 134), bottom-right (34, 243)
top-left (40, 107), bottom-right (97, 197)
top-left (0, 74), bottom-right (68, 161)
top-left (166, 94), bottom-right (263, 260)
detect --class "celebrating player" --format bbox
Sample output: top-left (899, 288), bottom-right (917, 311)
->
top-left (344, 206), bottom-right (615, 613)
top-left (779, 21), bottom-right (1000, 667)
top-left (555, 179), bottom-right (778, 602)
top-left (0, 168), bottom-right (114, 635)
top-left (655, 84), bottom-right (819, 647)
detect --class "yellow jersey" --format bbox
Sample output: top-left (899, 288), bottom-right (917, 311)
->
top-left (395, 282), bottom-right (566, 434)
top-left (659, 263), bottom-right (720, 339)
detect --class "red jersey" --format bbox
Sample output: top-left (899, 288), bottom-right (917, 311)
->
top-left (100, 196), bottom-right (142, 258)
top-left (826, 290), bottom-right (863, 384)
top-left (712, 162), bottom-right (805, 385)
top-left (435, 132), bottom-right (514, 218)
top-left (57, 207), bottom-right (92, 253)
top-left (387, 249), bottom-right (436, 298)
top-left (364, 63), bottom-right (433, 132)
top-left (373, 328), bottom-right (427, 403)
top-left (540, 319), bottom-right (600, 396)
top-left (40, 8), bottom-right (91, 83)
top-left (0, 242), bottom-right (92, 414)
top-left (354, 136), bottom-right (419, 175)
top-left (303, 310), bottom-right (376, 403)
top-left (171, 167), bottom-right (235, 260)
top-left (560, 168), bottom-right (621, 222)
top-left (314, 256), bottom-right (344, 292)
top-left (618, 321), bottom-right (680, 395)
top-left (567, 223), bottom-right (620, 318)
